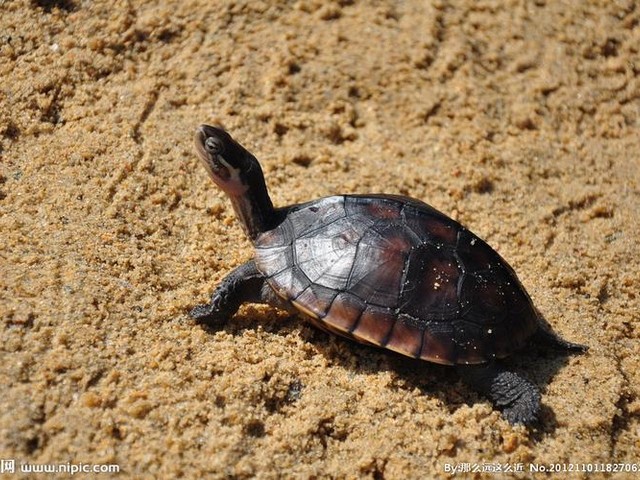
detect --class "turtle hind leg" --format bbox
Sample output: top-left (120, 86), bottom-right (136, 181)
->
top-left (190, 260), bottom-right (268, 325)
top-left (457, 363), bottom-right (541, 425)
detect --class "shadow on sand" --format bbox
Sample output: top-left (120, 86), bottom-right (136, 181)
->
top-left (196, 305), bottom-right (587, 437)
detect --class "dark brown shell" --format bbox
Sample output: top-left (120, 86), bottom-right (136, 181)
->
top-left (254, 195), bottom-right (539, 365)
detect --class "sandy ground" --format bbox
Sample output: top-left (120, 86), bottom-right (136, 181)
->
top-left (1, 0), bottom-right (639, 478)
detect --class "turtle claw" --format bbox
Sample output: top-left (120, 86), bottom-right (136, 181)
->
top-left (458, 363), bottom-right (541, 426)
top-left (190, 303), bottom-right (226, 325)
top-left (190, 260), bottom-right (268, 327)
top-left (498, 386), bottom-right (541, 426)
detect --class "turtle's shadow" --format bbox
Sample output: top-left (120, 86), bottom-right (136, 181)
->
top-left (307, 328), bottom-right (575, 434)
top-left (197, 308), bottom-right (582, 436)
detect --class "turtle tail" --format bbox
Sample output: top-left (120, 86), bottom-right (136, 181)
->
top-left (532, 326), bottom-right (588, 352)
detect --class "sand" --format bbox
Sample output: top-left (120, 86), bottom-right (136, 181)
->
top-left (1, 0), bottom-right (639, 478)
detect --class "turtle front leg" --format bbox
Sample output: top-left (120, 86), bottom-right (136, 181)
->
top-left (190, 260), bottom-right (269, 325)
top-left (457, 363), bottom-right (541, 425)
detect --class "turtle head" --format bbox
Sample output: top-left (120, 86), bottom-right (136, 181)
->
top-left (195, 125), bottom-right (258, 196)
top-left (194, 125), bottom-right (276, 240)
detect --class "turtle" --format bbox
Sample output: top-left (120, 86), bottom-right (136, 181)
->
top-left (190, 124), bottom-right (587, 425)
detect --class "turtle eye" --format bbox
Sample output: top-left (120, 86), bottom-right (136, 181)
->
top-left (204, 136), bottom-right (223, 154)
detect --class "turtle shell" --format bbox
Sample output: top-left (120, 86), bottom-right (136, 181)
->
top-left (253, 195), bottom-right (539, 365)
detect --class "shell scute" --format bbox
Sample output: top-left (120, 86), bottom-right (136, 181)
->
top-left (402, 204), bottom-right (458, 246)
top-left (346, 225), bottom-right (410, 309)
top-left (294, 220), bottom-right (359, 290)
top-left (268, 265), bottom-right (311, 299)
top-left (454, 228), bottom-right (501, 272)
top-left (293, 283), bottom-right (339, 319)
top-left (257, 217), bottom-right (294, 247)
top-left (288, 197), bottom-right (347, 238)
top-left (345, 195), bottom-right (402, 221)
top-left (254, 245), bottom-right (292, 277)
top-left (385, 317), bottom-right (424, 358)
top-left (324, 291), bottom-right (366, 332)
top-left (420, 324), bottom-right (458, 365)
top-left (351, 306), bottom-right (396, 346)
top-left (399, 244), bottom-right (461, 322)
